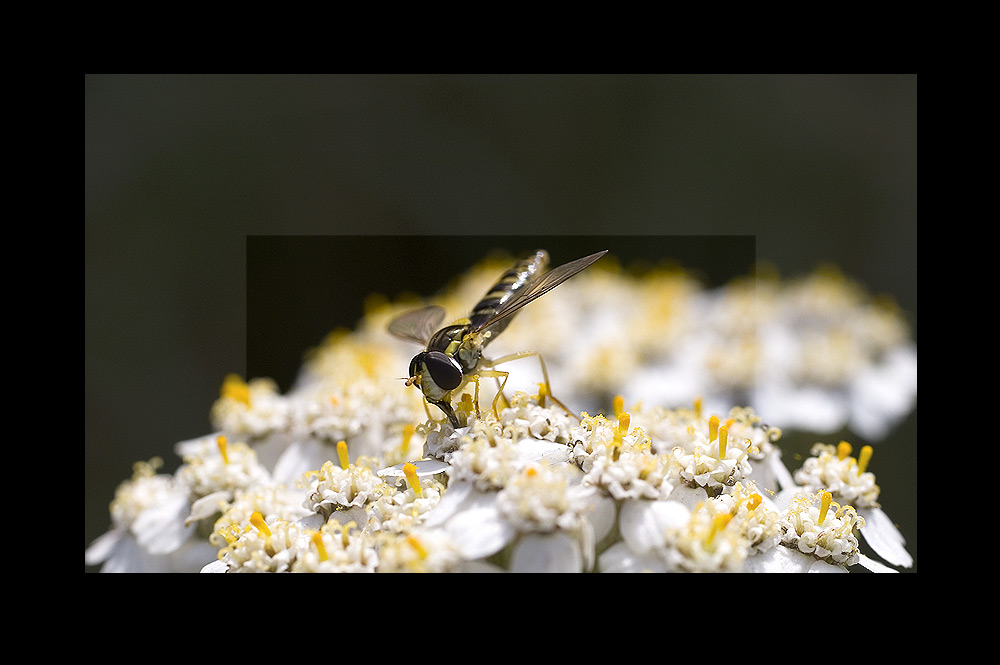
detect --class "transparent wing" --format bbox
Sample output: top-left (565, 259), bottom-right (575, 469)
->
top-left (472, 250), bottom-right (608, 333)
top-left (387, 305), bottom-right (446, 345)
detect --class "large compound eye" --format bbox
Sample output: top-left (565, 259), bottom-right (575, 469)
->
top-left (422, 351), bottom-right (463, 390)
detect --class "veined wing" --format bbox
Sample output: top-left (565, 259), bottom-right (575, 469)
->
top-left (472, 250), bottom-right (608, 333)
top-left (388, 305), bottom-right (447, 346)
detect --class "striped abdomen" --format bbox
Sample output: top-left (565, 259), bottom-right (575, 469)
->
top-left (467, 249), bottom-right (549, 334)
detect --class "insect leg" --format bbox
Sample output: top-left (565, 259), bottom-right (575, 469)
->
top-left (472, 374), bottom-right (483, 420)
top-left (471, 368), bottom-right (510, 421)
top-left (483, 350), bottom-right (578, 421)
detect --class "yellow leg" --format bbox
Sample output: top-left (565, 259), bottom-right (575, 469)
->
top-left (481, 350), bottom-right (578, 421)
top-left (471, 368), bottom-right (510, 420)
top-left (472, 374), bottom-right (483, 420)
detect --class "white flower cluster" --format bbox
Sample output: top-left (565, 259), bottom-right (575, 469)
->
top-left (778, 490), bottom-right (864, 566)
top-left (474, 260), bottom-right (916, 441)
top-left (793, 441), bottom-right (880, 508)
top-left (87, 252), bottom-right (915, 573)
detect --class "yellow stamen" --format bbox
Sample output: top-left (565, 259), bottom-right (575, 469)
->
top-left (311, 532), bottom-right (328, 562)
top-left (406, 534), bottom-right (428, 559)
top-left (747, 494), bottom-right (762, 512)
top-left (403, 462), bottom-right (423, 498)
top-left (718, 425), bottom-right (728, 459)
top-left (613, 395), bottom-right (625, 418)
top-left (707, 513), bottom-right (732, 545)
top-left (525, 465), bottom-right (538, 478)
top-left (337, 440), bottom-right (350, 469)
top-left (329, 395), bottom-right (339, 408)
top-left (221, 374), bottom-right (250, 406)
top-left (818, 491), bottom-right (833, 525)
top-left (400, 424), bottom-right (415, 456)
top-left (693, 397), bottom-right (703, 419)
top-left (250, 511), bottom-right (271, 537)
top-left (837, 440), bottom-right (852, 460)
top-left (216, 435), bottom-right (229, 464)
top-left (858, 445), bottom-right (873, 474)
top-left (708, 415), bottom-right (719, 442)
top-left (537, 382), bottom-right (549, 406)
top-left (618, 411), bottom-right (631, 436)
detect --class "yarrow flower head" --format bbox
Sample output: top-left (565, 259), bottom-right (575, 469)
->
top-left (496, 462), bottom-right (590, 534)
top-left (297, 441), bottom-right (390, 521)
top-left (498, 390), bottom-right (574, 443)
top-left (208, 484), bottom-right (312, 549)
top-left (176, 434), bottom-right (271, 501)
top-left (291, 520), bottom-right (378, 573)
top-left (85, 458), bottom-right (198, 571)
top-left (444, 419), bottom-right (540, 491)
top-left (794, 441), bottom-right (879, 508)
top-left (366, 462), bottom-right (447, 534)
top-left (571, 407), bottom-right (674, 501)
top-left (780, 439), bottom-right (911, 569)
top-left (216, 511), bottom-right (310, 573)
top-left (373, 528), bottom-right (463, 573)
top-left (210, 375), bottom-right (292, 443)
top-left (780, 490), bottom-right (864, 566)
top-left (712, 481), bottom-right (782, 554)
top-left (663, 498), bottom-right (750, 572)
top-left (659, 413), bottom-right (754, 492)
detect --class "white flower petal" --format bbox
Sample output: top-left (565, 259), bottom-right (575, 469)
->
top-left (619, 499), bottom-right (689, 555)
top-left (807, 559), bottom-right (848, 573)
top-left (509, 532), bottom-right (582, 573)
top-left (742, 544), bottom-right (815, 573)
top-left (201, 560), bottom-right (229, 573)
top-left (667, 484), bottom-right (709, 510)
top-left (858, 506), bottom-right (912, 568)
top-left (132, 491), bottom-right (194, 555)
top-left (85, 528), bottom-right (123, 566)
top-left (421, 480), bottom-right (474, 528)
top-left (516, 439), bottom-right (571, 465)
top-left (377, 459), bottom-right (450, 479)
top-left (442, 493), bottom-right (517, 560)
top-left (96, 535), bottom-right (154, 573)
top-left (272, 439), bottom-right (330, 486)
top-left (188, 490), bottom-right (231, 524)
top-left (598, 541), bottom-right (668, 573)
top-left (580, 491), bottom-right (618, 543)
top-left (857, 553), bottom-right (899, 573)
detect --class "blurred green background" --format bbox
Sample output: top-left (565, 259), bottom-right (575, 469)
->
top-left (85, 74), bottom-right (917, 572)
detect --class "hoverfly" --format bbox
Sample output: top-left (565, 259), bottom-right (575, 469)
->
top-left (389, 249), bottom-right (608, 428)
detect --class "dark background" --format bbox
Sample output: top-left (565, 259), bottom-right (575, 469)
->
top-left (86, 75), bottom-right (917, 571)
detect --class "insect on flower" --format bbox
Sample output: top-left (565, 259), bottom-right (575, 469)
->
top-left (388, 249), bottom-right (608, 429)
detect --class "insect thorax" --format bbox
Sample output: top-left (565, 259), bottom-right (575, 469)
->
top-left (426, 322), bottom-right (481, 373)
